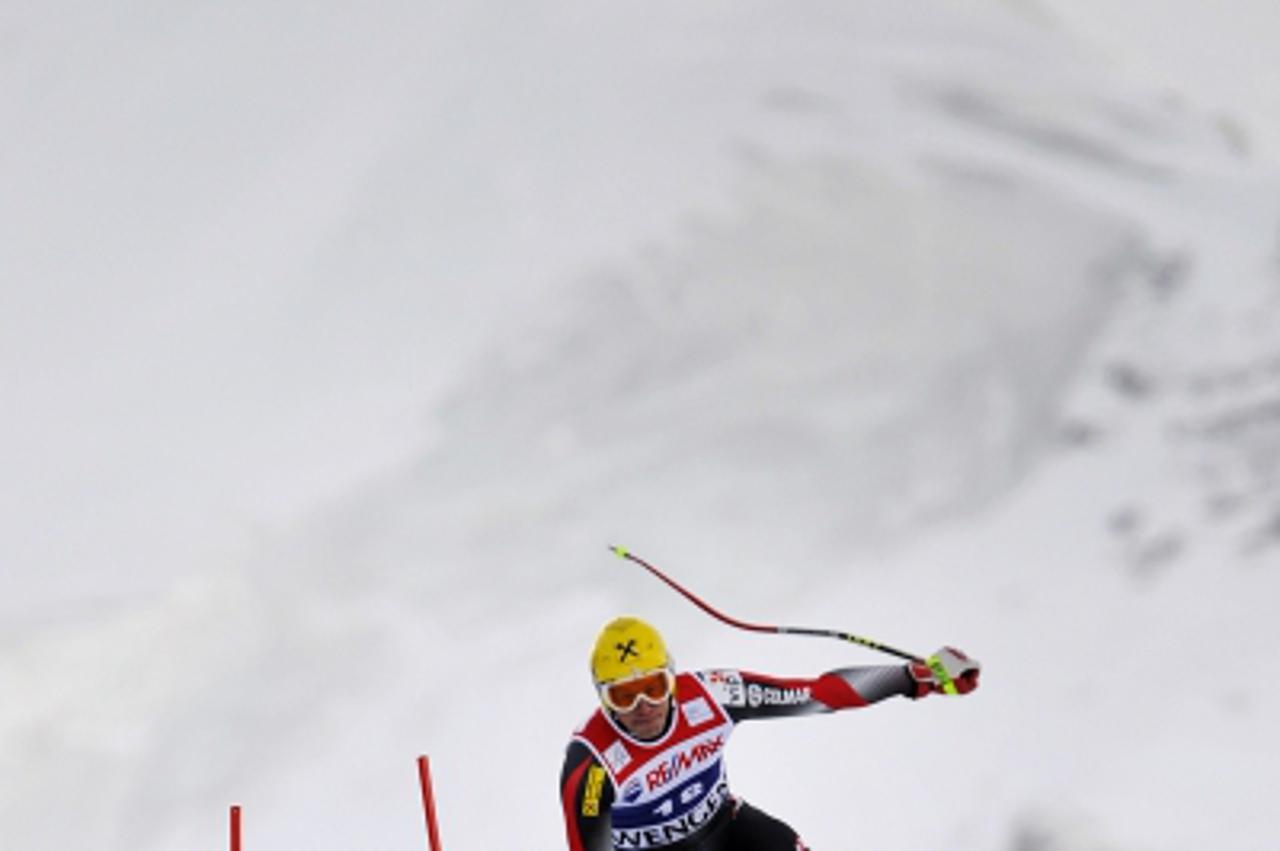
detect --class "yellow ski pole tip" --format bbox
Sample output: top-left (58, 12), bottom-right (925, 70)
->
top-left (610, 545), bottom-right (629, 558)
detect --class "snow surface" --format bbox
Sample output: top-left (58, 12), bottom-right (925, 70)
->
top-left (3, 2), bottom-right (1279, 849)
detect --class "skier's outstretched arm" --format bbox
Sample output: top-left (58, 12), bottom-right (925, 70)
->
top-left (699, 646), bottom-right (980, 721)
top-left (560, 741), bottom-right (615, 851)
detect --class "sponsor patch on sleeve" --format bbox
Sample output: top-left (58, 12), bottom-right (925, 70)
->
top-left (701, 670), bottom-right (746, 707)
top-left (581, 765), bottom-right (606, 817)
top-left (746, 681), bottom-right (811, 707)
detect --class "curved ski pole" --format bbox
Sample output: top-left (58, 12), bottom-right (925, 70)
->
top-left (610, 545), bottom-right (924, 664)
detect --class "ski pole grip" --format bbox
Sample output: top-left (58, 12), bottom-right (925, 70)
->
top-left (926, 655), bottom-right (960, 695)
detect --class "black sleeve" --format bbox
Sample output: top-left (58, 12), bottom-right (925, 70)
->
top-left (560, 740), bottom-right (615, 851)
top-left (700, 666), bottom-right (914, 723)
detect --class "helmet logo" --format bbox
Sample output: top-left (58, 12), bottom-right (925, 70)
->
top-left (615, 639), bottom-right (639, 663)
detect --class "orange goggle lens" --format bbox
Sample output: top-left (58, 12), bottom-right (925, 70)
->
top-left (600, 670), bottom-right (674, 712)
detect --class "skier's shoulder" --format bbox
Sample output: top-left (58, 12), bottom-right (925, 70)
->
top-left (564, 716), bottom-right (607, 775)
top-left (571, 705), bottom-right (610, 740)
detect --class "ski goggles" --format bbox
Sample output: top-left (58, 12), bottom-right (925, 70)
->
top-left (598, 669), bottom-right (675, 713)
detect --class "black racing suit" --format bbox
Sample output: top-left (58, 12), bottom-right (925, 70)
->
top-left (560, 665), bottom-right (915, 850)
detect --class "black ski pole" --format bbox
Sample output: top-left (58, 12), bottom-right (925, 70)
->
top-left (609, 545), bottom-right (925, 664)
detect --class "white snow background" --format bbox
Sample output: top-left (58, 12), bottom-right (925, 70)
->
top-left (3, 2), bottom-right (1279, 849)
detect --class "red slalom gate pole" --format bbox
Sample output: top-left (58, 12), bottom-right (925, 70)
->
top-left (417, 756), bottom-right (444, 851)
top-left (230, 805), bottom-right (242, 851)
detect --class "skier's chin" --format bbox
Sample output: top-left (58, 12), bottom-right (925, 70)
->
top-left (620, 703), bottom-right (668, 739)
top-left (626, 719), bottom-right (663, 739)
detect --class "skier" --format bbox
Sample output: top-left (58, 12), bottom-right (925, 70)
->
top-left (560, 616), bottom-right (980, 850)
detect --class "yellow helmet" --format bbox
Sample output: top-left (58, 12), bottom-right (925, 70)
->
top-left (590, 616), bottom-right (670, 685)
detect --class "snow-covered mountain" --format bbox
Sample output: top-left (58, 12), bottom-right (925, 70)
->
top-left (3, 2), bottom-right (1278, 849)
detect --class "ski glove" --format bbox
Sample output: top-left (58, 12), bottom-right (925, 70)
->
top-left (908, 647), bottom-right (980, 698)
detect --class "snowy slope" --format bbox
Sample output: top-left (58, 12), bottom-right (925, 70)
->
top-left (1030, 0), bottom-right (1280, 164)
top-left (3, 2), bottom-right (1279, 850)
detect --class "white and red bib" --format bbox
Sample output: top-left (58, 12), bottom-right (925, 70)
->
top-left (573, 673), bottom-right (735, 849)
